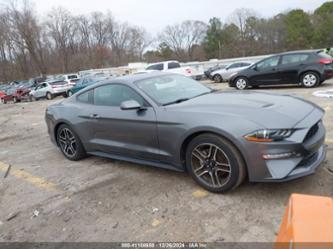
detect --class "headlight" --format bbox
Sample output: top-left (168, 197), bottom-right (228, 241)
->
top-left (244, 129), bottom-right (294, 142)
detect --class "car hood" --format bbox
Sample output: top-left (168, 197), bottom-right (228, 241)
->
top-left (168, 91), bottom-right (318, 128)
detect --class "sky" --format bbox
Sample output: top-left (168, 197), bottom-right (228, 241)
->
top-left (1, 0), bottom-right (329, 34)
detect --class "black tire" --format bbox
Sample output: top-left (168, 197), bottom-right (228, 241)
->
top-left (46, 92), bottom-right (53, 100)
top-left (56, 124), bottom-right (86, 161)
top-left (67, 90), bottom-right (73, 97)
top-left (319, 80), bottom-right (325, 85)
top-left (301, 72), bottom-right (320, 88)
top-left (185, 134), bottom-right (246, 193)
top-left (213, 74), bottom-right (223, 83)
top-left (234, 77), bottom-right (249, 90)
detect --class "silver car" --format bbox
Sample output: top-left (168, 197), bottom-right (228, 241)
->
top-left (211, 62), bottom-right (252, 83)
top-left (45, 73), bottom-right (327, 193)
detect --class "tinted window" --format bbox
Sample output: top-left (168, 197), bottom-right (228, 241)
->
top-left (281, 54), bottom-right (310, 65)
top-left (228, 63), bottom-right (241, 69)
top-left (146, 64), bottom-right (164, 71)
top-left (257, 56), bottom-right (280, 69)
top-left (49, 81), bottom-right (66, 85)
top-left (168, 62), bottom-right (180, 69)
top-left (94, 84), bottom-right (144, 107)
top-left (67, 75), bottom-right (78, 79)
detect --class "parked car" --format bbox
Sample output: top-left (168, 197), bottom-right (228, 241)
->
top-left (29, 80), bottom-right (72, 100)
top-left (0, 87), bottom-right (17, 104)
top-left (45, 73), bottom-right (326, 193)
top-left (211, 62), bottom-right (253, 83)
top-left (204, 64), bottom-right (226, 80)
top-left (54, 74), bottom-right (80, 87)
top-left (229, 50), bottom-right (333, 90)
top-left (144, 61), bottom-right (195, 78)
top-left (66, 75), bottom-right (109, 97)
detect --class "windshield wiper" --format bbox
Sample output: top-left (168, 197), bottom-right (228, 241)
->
top-left (192, 89), bottom-right (216, 99)
top-left (162, 98), bottom-right (190, 106)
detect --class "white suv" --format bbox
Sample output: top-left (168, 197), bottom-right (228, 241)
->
top-left (29, 81), bottom-right (72, 100)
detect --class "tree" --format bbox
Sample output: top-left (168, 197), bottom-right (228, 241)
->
top-left (46, 7), bottom-right (76, 72)
top-left (313, 1), bottom-right (333, 47)
top-left (159, 20), bottom-right (208, 61)
top-left (284, 9), bottom-right (313, 49)
top-left (203, 17), bottom-right (223, 59)
top-left (228, 8), bottom-right (258, 56)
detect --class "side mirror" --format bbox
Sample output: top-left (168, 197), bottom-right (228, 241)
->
top-left (252, 65), bottom-right (258, 71)
top-left (120, 100), bottom-right (144, 110)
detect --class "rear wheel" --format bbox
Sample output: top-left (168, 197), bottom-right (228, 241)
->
top-left (185, 134), bottom-right (246, 193)
top-left (235, 77), bottom-right (249, 90)
top-left (46, 92), bottom-right (53, 100)
top-left (56, 124), bottom-right (86, 161)
top-left (301, 72), bottom-right (319, 88)
top-left (213, 74), bottom-right (223, 83)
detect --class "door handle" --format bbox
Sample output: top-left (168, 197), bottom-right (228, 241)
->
top-left (89, 114), bottom-right (100, 119)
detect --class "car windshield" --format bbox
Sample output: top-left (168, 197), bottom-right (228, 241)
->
top-left (135, 74), bottom-right (212, 105)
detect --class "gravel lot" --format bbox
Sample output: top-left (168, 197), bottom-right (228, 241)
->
top-left (0, 81), bottom-right (332, 242)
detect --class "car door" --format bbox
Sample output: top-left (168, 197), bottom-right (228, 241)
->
top-left (80, 83), bottom-right (159, 161)
top-left (250, 56), bottom-right (281, 85)
top-left (35, 83), bottom-right (47, 97)
top-left (278, 54), bottom-right (310, 84)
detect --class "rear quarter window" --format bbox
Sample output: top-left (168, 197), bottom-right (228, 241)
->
top-left (168, 62), bottom-right (180, 69)
top-left (77, 89), bottom-right (93, 104)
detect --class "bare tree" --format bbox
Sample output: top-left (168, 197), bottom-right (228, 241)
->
top-left (159, 20), bottom-right (208, 61)
top-left (46, 7), bottom-right (76, 72)
top-left (7, 0), bottom-right (48, 75)
top-left (228, 8), bottom-right (258, 56)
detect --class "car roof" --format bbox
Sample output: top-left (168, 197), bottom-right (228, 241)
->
top-left (276, 50), bottom-right (322, 56)
top-left (82, 72), bottom-right (176, 91)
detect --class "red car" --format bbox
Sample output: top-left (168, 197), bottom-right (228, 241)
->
top-left (1, 87), bottom-right (30, 104)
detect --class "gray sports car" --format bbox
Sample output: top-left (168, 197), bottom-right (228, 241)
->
top-left (45, 73), bottom-right (327, 192)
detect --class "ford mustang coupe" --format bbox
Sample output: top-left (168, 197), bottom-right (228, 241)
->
top-left (45, 73), bottom-right (327, 192)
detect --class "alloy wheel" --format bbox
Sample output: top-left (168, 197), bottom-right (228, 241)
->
top-left (58, 128), bottom-right (77, 158)
top-left (303, 73), bottom-right (318, 87)
top-left (191, 143), bottom-right (231, 188)
top-left (214, 74), bottom-right (222, 83)
top-left (236, 78), bottom-right (247, 90)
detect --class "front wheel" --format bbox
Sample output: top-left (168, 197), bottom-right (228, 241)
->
top-left (57, 124), bottom-right (86, 161)
top-left (67, 90), bottom-right (73, 97)
top-left (301, 72), bottom-right (319, 88)
top-left (185, 134), bottom-right (246, 193)
top-left (213, 74), bottom-right (223, 83)
top-left (235, 77), bottom-right (249, 90)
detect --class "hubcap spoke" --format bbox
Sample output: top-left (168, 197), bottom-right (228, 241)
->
top-left (58, 128), bottom-right (77, 157)
top-left (192, 149), bottom-right (206, 163)
top-left (191, 143), bottom-right (232, 188)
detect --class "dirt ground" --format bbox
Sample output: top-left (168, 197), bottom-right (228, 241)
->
top-left (0, 80), bottom-right (332, 242)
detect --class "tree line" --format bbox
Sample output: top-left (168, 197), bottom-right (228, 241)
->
top-left (0, 1), bottom-right (333, 82)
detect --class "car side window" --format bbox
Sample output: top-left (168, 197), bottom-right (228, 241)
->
top-left (146, 64), bottom-right (164, 71)
top-left (281, 54), bottom-right (309, 65)
top-left (94, 84), bottom-right (145, 107)
top-left (77, 89), bottom-right (93, 104)
top-left (168, 62), bottom-right (180, 69)
top-left (257, 56), bottom-right (280, 69)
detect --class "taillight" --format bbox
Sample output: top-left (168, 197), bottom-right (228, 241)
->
top-left (319, 58), bottom-right (333, 65)
top-left (186, 68), bottom-right (192, 74)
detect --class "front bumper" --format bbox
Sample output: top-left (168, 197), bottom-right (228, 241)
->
top-left (243, 108), bottom-right (326, 182)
